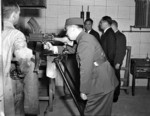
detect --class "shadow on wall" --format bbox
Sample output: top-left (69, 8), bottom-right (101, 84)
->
top-left (20, 9), bottom-right (41, 17)
top-left (15, 9), bottom-right (41, 36)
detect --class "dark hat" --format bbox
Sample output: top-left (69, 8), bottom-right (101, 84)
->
top-left (65, 17), bottom-right (84, 27)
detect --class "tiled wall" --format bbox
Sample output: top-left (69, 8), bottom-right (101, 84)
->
top-left (23, 0), bottom-right (135, 33)
top-left (21, 0), bottom-right (150, 86)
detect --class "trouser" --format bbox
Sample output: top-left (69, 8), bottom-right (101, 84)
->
top-left (84, 91), bottom-right (114, 116)
top-left (4, 61), bottom-right (39, 116)
top-left (23, 61), bottom-right (39, 115)
top-left (113, 68), bottom-right (121, 102)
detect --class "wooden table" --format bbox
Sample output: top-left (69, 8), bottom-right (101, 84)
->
top-left (131, 58), bottom-right (150, 96)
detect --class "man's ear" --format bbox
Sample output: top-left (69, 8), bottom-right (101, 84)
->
top-left (10, 12), bottom-right (16, 21)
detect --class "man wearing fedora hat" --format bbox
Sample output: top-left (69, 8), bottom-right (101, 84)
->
top-left (45, 17), bottom-right (118, 116)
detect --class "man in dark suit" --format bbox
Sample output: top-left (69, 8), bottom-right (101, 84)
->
top-left (84, 18), bottom-right (101, 44)
top-left (99, 16), bottom-right (116, 68)
top-left (111, 20), bottom-right (126, 102)
top-left (45, 18), bottom-right (118, 116)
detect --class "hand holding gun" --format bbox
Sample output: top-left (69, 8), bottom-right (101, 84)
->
top-left (53, 36), bottom-right (74, 46)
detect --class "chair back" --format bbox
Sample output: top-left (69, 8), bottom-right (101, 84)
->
top-left (121, 46), bottom-right (132, 87)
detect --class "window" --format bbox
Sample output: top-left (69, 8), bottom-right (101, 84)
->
top-left (135, 0), bottom-right (150, 28)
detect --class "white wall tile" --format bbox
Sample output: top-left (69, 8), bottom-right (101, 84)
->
top-left (118, 6), bottom-right (130, 19)
top-left (70, 0), bottom-right (83, 5)
top-left (127, 33), bottom-right (141, 43)
top-left (47, 0), bottom-right (58, 5)
top-left (46, 5), bottom-right (58, 17)
top-left (139, 43), bottom-right (150, 56)
top-left (94, 0), bottom-right (106, 6)
top-left (82, 0), bottom-right (94, 6)
top-left (106, 6), bottom-right (118, 18)
top-left (129, 19), bottom-right (135, 26)
top-left (140, 33), bottom-right (150, 43)
top-left (129, 42), bottom-right (140, 56)
top-left (58, 6), bottom-right (70, 17)
top-left (106, 0), bottom-right (119, 6)
top-left (117, 19), bottom-right (131, 31)
top-left (45, 29), bottom-right (58, 34)
top-left (118, 0), bottom-right (135, 7)
top-left (58, 0), bottom-right (70, 5)
top-left (46, 17), bottom-right (58, 30)
top-left (70, 6), bottom-right (82, 17)
top-left (94, 6), bottom-right (106, 18)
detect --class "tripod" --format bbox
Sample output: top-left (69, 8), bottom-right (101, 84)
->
top-left (53, 54), bottom-right (85, 116)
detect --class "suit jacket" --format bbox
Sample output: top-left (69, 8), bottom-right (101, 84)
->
top-left (58, 31), bottom-right (118, 95)
top-left (100, 28), bottom-right (116, 67)
top-left (114, 31), bottom-right (126, 65)
top-left (89, 29), bottom-right (101, 44)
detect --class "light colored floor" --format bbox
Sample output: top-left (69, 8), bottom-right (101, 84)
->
top-left (38, 86), bottom-right (150, 116)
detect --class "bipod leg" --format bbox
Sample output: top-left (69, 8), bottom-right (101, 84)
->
top-left (53, 58), bottom-right (84, 116)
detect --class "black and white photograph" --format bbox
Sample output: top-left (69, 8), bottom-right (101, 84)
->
top-left (0, 0), bottom-right (150, 116)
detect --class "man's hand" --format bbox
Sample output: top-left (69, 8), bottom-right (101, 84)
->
top-left (44, 42), bottom-right (54, 51)
top-left (54, 37), bottom-right (73, 46)
top-left (18, 58), bottom-right (31, 73)
top-left (80, 93), bottom-right (87, 100)
top-left (115, 63), bottom-right (120, 69)
top-left (14, 48), bottom-right (33, 61)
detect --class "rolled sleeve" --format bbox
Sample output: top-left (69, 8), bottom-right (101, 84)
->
top-left (14, 32), bottom-right (33, 60)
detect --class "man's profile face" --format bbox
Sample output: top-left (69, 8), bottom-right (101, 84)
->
top-left (66, 25), bottom-right (77, 41)
top-left (99, 20), bottom-right (107, 30)
top-left (84, 21), bottom-right (92, 31)
top-left (13, 10), bottom-right (20, 25)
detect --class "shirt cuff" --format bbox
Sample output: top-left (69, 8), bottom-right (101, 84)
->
top-left (67, 41), bottom-right (74, 46)
top-left (53, 46), bottom-right (58, 54)
top-left (15, 47), bottom-right (33, 60)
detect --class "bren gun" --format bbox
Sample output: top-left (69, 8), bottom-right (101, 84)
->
top-left (27, 33), bottom-right (64, 73)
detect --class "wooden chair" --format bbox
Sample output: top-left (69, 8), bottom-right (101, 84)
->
top-left (120, 46), bottom-right (132, 94)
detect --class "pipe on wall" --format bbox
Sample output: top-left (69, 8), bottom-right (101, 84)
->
top-left (122, 25), bottom-right (150, 33)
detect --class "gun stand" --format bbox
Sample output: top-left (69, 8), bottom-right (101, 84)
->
top-left (53, 54), bottom-right (85, 116)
